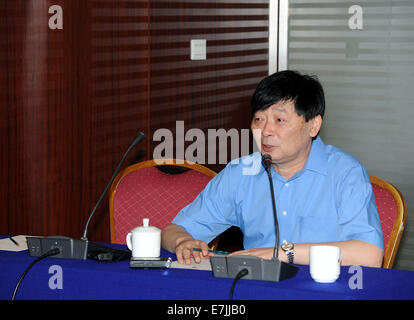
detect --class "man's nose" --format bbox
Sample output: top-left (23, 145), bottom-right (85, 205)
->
top-left (262, 119), bottom-right (275, 136)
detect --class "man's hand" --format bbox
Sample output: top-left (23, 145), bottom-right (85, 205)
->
top-left (161, 223), bottom-right (213, 265)
top-left (175, 238), bottom-right (213, 265)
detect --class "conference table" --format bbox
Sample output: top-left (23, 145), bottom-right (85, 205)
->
top-left (1, 239), bottom-right (414, 302)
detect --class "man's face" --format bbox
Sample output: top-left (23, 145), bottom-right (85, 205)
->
top-left (251, 100), bottom-right (322, 169)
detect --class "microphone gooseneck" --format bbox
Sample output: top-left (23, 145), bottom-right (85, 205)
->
top-left (81, 132), bottom-right (146, 241)
top-left (262, 154), bottom-right (279, 260)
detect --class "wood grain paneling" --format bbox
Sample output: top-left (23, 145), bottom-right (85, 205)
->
top-left (0, 0), bottom-right (11, 235)
top-left (0, 0), bottom-right (149, 242)
top-left (1, 0), bottom-right (269, 241)
top-left (0, 0), bottom-right (79, 238)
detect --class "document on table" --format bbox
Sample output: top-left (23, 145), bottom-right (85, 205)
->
top-left (170, 257), bottom-right (212, 271)
top-left (0, 235), bottom-right (29, 252)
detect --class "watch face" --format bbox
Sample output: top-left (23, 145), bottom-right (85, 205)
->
top-left (282, 242), bottom-right (294, 251)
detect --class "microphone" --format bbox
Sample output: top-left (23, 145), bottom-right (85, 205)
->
top-left (210, 152), bottom-right (298, 282)
top-left (82, 131), bottom-right (146, 241)
top-left (262, 153), bottom-right (272, 170)
top-left (26, 132), bottom-right (146, 260)
top-left (261, 154), bottom-right (279, 260)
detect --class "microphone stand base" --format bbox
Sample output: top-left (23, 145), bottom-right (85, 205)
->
top-left (210, 255), bottom-right (298, 282)
top-left (27, 236), bottom-right (88, 260)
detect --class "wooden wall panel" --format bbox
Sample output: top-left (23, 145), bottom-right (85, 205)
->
top-left (0, 0), bottom-right (89, 238)
top-left (0, 0), bottom-right (12, 236)
top-left (0, 0), bottom-right (149, 242)
top-left (1, 0), bottom-right (268, 242)
top-left (149, 0), bottom-right (269, 172)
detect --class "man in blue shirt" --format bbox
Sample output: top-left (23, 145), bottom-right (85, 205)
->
top-left (162, 70), bottom-right (384, 267)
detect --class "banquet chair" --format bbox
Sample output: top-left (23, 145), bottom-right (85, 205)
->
top-left (109, 158), bottom-right (219, 250)
top-left (369, 175), bottom-right (407, 268)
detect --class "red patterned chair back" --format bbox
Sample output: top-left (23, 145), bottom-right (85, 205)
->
top-left (370, 175), bottom-right (406, 268)
top-left (109, 159), bottom-right (216, 245)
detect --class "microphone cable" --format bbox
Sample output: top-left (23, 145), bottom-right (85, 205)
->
top-left (262, 154), bottom-right (280, 260)
top-left (11, 248), bottom-right (60, 300)
top-left (229, 268), bottom-right (249, 300)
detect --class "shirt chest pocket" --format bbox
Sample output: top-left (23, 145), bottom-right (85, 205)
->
top-left (295, 216), bottom-right (339, 243)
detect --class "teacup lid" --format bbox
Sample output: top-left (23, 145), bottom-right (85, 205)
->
top-left (143, 218), bottom-right (150, 227)
top-left (131, 218), bottom-right (160, 233)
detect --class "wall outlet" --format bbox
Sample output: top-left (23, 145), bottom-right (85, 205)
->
top-left (190, 39), bottom-right (206, 60)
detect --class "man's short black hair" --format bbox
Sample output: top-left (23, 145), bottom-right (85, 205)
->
top-left (251, 70), bottom-right (325, 122)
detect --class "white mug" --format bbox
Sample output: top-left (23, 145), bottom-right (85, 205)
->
top-left (126, 218), bottom-right (161, 258)
top-left (309, 246), bottom-right (341, 283)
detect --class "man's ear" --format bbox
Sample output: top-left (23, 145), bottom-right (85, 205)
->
top-left (309, 115), bottom-right (322, 138)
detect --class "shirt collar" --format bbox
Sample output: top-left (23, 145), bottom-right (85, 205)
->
top-left (303, 136), bottom-right (328, 176)
top-left (258, 136), bottom-right (329, 180)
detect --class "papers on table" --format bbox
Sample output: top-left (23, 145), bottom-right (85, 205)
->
top-left (0, 235), bottom-right (29, 252)
top-left (170, 257), bottom-right (212, 271)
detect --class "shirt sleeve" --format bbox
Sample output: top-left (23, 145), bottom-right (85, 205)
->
top-left (336, 164), bottom-right (384, 251)
top-left (171, 162), bottom-right (238, 244)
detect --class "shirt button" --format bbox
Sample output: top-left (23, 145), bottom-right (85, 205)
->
top-left (282, 211), bottom-right (287, 216)
top-left (285, 182), bottom-right (289, 187)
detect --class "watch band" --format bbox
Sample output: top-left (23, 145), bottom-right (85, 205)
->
top-left (281, 240), bottom-right (294, 264)
top-left (286, 250), bottom-right (294, 264)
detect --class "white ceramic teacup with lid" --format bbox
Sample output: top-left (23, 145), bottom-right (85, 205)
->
top-left (126, 218), bottom-right (161, 258)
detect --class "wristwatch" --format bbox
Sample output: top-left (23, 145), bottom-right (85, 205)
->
top-left (281, 240), bottom-right (294, 264)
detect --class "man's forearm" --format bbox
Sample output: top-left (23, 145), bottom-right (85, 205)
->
top-left (161, 223), bottom-right (194, 253)
top-left (282, 240), bottom-right (383, 267)
top-left (230, 240), bottom-right (383, 268)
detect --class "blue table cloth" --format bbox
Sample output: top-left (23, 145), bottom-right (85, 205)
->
top-left (1, 241), bottom-right (414, 300)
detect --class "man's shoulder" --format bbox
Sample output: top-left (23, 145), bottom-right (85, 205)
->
top-left (324, 142), bottom-right (364, 169)
top-left (229, 152), bottom-right (262, 166)
top-left (322, 142), bottom-right (369, 182)
top-left (226, 152), bottom-right (264, 176)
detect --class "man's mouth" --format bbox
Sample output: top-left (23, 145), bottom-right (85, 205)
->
top-left (262, 143), bottom-right (277, 152)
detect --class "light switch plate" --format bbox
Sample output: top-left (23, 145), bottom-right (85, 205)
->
top-left (190, 39), bottom-right (206, 60)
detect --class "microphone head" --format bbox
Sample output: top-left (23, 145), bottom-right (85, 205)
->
top-left (132, 132), bottom-right (146, 145)
top-left (262, 154), bottom-right (272, 170)
top-left (136, 131), bottom-right (146, 140)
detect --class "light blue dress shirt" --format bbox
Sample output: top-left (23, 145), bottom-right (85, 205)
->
top-left (172, 137), bottom-right (384, 251)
